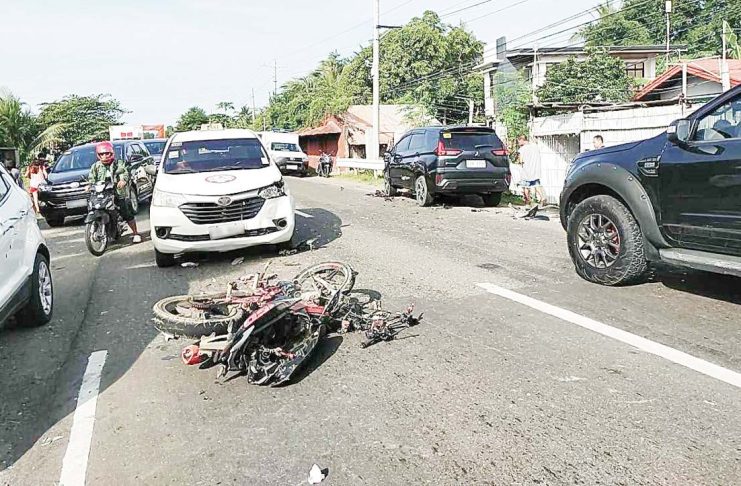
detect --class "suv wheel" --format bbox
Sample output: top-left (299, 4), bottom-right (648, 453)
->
top-left (567, 195), bottom-right (648, 286)
top-left (155, 249), bottom-right (176, 268)
top-left (45, 215), bottom-right (65, 227)
top-left (414, 175), bottom-right (434, 207)
top-left (481, 192), bottom-right (503, 207)
top-left (129, 186), bottom-right (140, 214)
top-left (384, 175), bottom-right (398, 197)
top-left (16, 253), bottom-right (53, 327)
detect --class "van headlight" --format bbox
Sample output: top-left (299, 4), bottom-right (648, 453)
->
top-left (258, 182), bottom-right (286, 199)
top-left (152, 189), bottom-right (186, 207)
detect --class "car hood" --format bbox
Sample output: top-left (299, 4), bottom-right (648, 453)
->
top-left (155, 165), bottom-right (282, 196)
top-left (271, 151), bottom-right (307, 159)
top-left (47, 168), bottom-right (90, 185)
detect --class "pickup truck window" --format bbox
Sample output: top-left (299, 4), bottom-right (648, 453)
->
top-left (694, 96), bottom-right (741, 142)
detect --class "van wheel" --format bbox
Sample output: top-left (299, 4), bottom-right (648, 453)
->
top-left (16, 253), bottom-right (53, 327)
top-left (155, 249), bottom-right (176, 268)
top-left (567, 195), bottom-right (648, 286)
top-left (414, 175), bottom-right (434, 207)
top-left (481, 192), bottom-right (503, 207)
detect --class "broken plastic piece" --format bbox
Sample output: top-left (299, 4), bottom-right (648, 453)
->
top-left (181, 262), bottom-right (199, 268)
top-left (181, 344), bottom-right (204, 365)
top-left (231, 257), bottom-right (244, 266)
top-left (308, 464), bottom-right (327, 484)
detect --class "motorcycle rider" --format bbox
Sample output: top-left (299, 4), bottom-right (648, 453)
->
top-left (88, 141), bottom-right (141, 243)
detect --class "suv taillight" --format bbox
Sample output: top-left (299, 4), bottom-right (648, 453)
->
top-left (491, 148), bottom-right (508, 156)
top-left (436, 140), bottom-right (462, 157)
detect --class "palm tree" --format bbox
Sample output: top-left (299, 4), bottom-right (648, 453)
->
top-left (0, 92), bottom-right (65, 164)
top-left (216, 101), bottom-right (235, 115)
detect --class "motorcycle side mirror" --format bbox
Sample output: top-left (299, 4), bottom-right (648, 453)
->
top-left (144, 164), bottom-right (157, 176)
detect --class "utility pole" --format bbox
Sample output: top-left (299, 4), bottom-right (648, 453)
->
top-left (251, 88), bottom-right (256, 124)
top-left (722, 21), bottom-right (731, 92)
top-left (273, 60), bottom-right (278, 98)
top-left (665, 1), bottom-right (672, 65)
top-left (370, 0), bottom-right (380, 162)
top-left (468, 99), bottom-right (474, 125)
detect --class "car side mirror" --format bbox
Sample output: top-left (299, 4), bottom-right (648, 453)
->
top-left (144, 164), bottom-right (157, 176)
top-left (129, 153), bottom-right (144, 163)
top-left (383, 151), bottom-right (392, 163)
top-left (667, 119), bottom-right (691, 145)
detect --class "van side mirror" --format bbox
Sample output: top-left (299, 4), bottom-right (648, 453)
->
top-left (667, 119), bottom-right (691, 145)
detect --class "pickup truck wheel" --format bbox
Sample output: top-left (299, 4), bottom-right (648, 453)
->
top-left (567, 195), bottom-right (648, 286)
top-left (384, 176), bottom-right (398, 197)
top-left (16, 253), bottom-right (53, 327)
top-left (414, 175), bottom-right (434, 207)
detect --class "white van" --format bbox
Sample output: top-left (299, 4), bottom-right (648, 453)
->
top-left (259, 132), bottom-right (309, 176)
top-left (149, 129), bottom-right (296, 267)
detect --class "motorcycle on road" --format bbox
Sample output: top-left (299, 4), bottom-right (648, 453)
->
top-left (84, 181), bottom-right (127, 256)
top-left (317, 152), bottom-right (333, 178)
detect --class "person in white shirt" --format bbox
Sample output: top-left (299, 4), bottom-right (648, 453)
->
top-left (516, 135), bottom-right (546, 207)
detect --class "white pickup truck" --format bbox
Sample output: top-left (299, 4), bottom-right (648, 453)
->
top-left (258, 132), bottom-right (309, 176)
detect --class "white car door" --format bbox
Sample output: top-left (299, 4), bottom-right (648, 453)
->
top-left (0, 170), bottom-right (29, 308)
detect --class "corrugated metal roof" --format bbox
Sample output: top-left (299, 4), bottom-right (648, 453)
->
top-left (633, 58), bottom-right (741, 101)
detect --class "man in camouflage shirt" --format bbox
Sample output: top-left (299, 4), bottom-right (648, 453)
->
top-left (88, 141), bottom-right (142, 243)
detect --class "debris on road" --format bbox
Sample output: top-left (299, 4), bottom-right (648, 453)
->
top-left (231, 257), bottom-right (244, 266)
top-left (471, 208), bottom-right (488, 213)
top-left (152, 261), bottom-right (422, 385)
top-left (40, 435), bottom-right (64, 447)
top-left (308, 464), bottom-right (328, 484)
top-left (181, 262), bottom-right (199, 268)
top-left (509, 203), bottom-right (540, 220)
top-left (367, 190), bottom-right (394, 201)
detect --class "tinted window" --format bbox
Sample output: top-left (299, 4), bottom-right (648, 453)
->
top-left (52, 147), bottom-right (97, 172)
top-left (164, 138), bottom-right (269, 174)
top-left (143, 141), bottom-right (166, 156)
top-left (125, 144), bottom-right (136, 160)
top-left (441, 131), bottom-right (504, 151)
top-left (408, 133), bottom-right (426, 152)
top-left (694, 95), bottom-right (741, 141)
top-left (0, 169), bottom-right (9, 202)
top-left (271, 142), bottom-right (300, 152)
top-left (394, 136), bottom-right (411, 153)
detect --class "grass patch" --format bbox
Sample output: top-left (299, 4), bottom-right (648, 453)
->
top-left (502, 191), bottom-right (526, 206)
top-left (336, 169), bottom-right (382, 186)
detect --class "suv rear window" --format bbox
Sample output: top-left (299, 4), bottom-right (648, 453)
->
top-left (441, 131), bottom-right (504, 151)
top-left (164, 138), bottom-right (269, 174)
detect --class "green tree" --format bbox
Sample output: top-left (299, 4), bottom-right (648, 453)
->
top-left (493, 70), bottom-right (531, 147)
top-left (0, 91), bottom-right (64, 163)
top-left (536, 49), bottom-right (635, 104)
top-left (215, 101), bottom-right (235, 115)
top-left (581, 1), bottom-right (651, 47)
top-left (175, 106), bottom-right (209, 131)
top-left (37, 94), bottom-right (125, 147)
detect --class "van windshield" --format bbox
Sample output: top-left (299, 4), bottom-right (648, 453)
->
top-left (52, 147), bottom-right (97, 172)
top-left (164, 138), bottom-right (270, 174)
top-left (442, 131), bottom-right (504, 151)
top-left (271, 142), bottom-right (300, 152)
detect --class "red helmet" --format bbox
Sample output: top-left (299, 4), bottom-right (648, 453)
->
top-left (95, 141), bottom-right (115, 164)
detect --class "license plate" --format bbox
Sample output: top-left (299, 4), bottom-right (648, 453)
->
top-left (287, 164), bottom-right (299, 170)
top-left (66, 199), bottom-right (87, 209)
top-left (208, 221), bottom-right (245, 240)
top-left (466, 159), bottom-right (487, 168)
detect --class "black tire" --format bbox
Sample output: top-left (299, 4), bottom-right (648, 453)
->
top-left (567, 195), bottom-right (648, 286)
top-left (414, 175), bottom-right (434, 207)
top-left (155, 248), bottom-right (176, 268)
top-left (152, 293), bottom-right (247, 338)
top-left (129, 186), bottom-right (139, 214)
top-left (481, 192), bottom-right (503, 207)
top-left (384, 175), bottom-right (398, 197)
top-left (44, 216), bottom-right (65, 227)
top-left (85, 221), bottom-right (108, 257)
top-left (16, 253), bottom-right (53, 327)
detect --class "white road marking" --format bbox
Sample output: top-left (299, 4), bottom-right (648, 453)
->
top-left (295, 210), bottom-right (313, 218)
top-left (51, 252), bottom-right (87, 263)
top-left (59, 350), bottom-right (108, 486)
top-left (477, 283), bottom-right (741, 390)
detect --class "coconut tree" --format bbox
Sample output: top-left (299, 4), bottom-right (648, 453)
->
top-left (0, 91), bottom-right (65, 164)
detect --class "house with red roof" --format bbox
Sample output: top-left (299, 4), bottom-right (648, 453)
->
top-left (633, 58), bottom-right (741, 102)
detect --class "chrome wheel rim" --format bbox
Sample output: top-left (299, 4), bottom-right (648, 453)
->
top-left (90, 222), bottom-right (107, 253)
top-left (415, 178), bottom-right (426, 204)
top-left (577, 213), bottom-right (621, 268)
top-left (38, 260), bottom-right (53, 315)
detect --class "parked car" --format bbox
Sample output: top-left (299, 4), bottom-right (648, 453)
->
top-left (149, 129), bottom-right (296, 267)
top-left (259, 132), bottom-right (309, 176)
top-left (384, 126), bottom-right (511, 207)
top-left (142, 138), bottom-right (168, 169)
top-left (0, 164), bottom-right (53, 328)
top-left (38, 140), bottom-right (157, 227)
top-left (560, 85), bottom-right (741, 286)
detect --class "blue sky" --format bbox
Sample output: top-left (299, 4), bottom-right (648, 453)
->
top-left (2, 0), bottom-right (601, 125)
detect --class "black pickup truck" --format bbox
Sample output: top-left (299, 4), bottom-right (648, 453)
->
top-left (560, 85), bottom-right (741, 286)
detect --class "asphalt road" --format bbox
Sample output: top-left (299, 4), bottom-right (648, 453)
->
top-left (1, 176), bottom-right (739, 485)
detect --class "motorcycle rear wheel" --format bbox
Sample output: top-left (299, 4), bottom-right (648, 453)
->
top-left (152, 293), bottom-right (248, 338)
top-left (85, 220), bottom-right (108, 257)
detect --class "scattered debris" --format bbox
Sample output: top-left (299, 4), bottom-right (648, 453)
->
top-left (471, 208), bottom-right (487, 213)
top-left (161, 331), bottom-right (177, 342)
top-left (367, 190), bottom-right (394, 201)
top-left (278, 238), bottom-right (317, 256)
top-left (100, 311), bottom-right (108, 315)
top-left (308, 464), bottom-right (328, 484)
top-left (40, 436), bottom-right (64, 447)
top-left (509, 203), bottom-right (540, 220)
top-left (181, 262), bottom-right (199, 268)
top-left (231, 257), bottom-right (244, 266)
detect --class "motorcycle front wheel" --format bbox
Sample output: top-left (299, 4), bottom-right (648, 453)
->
top-left (85, 220), bottom-right (109, 257)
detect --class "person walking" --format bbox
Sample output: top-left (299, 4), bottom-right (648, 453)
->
top-left (25, 155), bottom-right (48, 213)
top-left (516, 135), bottom-right (546, 207)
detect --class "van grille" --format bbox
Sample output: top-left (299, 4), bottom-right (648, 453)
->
top-left (179, 197), bottom-right (265, 225)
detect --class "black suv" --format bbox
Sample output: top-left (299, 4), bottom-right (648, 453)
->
top-left (384, 126), bottom-right (511, 207)
top-left (142, 138), bottom-right (168, 169)
top-left (39, 140), bottom-right (156, 227)
top-left (561, 85), bottom-right (741, 286)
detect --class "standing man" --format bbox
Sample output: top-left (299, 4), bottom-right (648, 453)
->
top-left (88, 141), bottom-right (142, 243)
top-left (516, 135), bottom-right (546, 207)
top-left (593, 135), bottom-right (604, 150)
